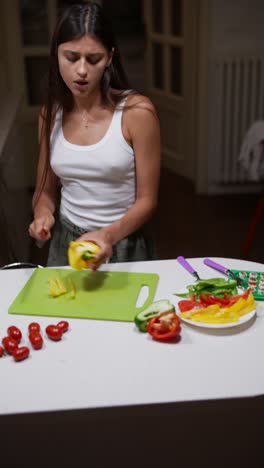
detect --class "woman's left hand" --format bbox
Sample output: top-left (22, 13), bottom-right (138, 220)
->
top-left (76, 229), bottom-right (113, 270)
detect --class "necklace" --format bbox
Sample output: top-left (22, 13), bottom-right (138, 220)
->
top-left (81, 110), bottom-right (89, 128)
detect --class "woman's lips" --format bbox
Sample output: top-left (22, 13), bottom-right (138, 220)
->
top-left (74, 81), bottom-right (89, 90)
top-left (74, 81), bottom-right (88, 91)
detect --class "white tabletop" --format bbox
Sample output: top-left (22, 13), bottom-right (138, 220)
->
top-left (1, 257), bottom-right (264, 415)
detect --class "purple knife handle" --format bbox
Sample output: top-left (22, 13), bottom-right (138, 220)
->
top-left (177, 256), bottom-right (196, 275)
top-left (203, 258), bottom-right (228, 274)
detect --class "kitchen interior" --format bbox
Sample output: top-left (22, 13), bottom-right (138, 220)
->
top-left (0, 0), bottom-right (264, 268)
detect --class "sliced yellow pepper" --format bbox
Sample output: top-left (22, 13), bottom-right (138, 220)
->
top-left (68, 277), bottom-right (76, 299)
top-left (49, 276), bottom-right (67, 298)
top-left (68, 241), bottom-right (101, 270)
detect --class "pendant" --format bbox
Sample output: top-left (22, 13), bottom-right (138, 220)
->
top-left (82, 111), bottom-right (88, 128)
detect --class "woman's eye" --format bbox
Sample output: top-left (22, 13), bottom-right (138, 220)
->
top-left (67, 57), bottom-right (77, 63)
top-left (87, 57), bottom-right (101, 65)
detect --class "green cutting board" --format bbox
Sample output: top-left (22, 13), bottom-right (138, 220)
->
top-left (8, 268), bottom-right (159, 322)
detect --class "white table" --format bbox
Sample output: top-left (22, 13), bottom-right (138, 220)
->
top-left (1, 257), bottom-right (263, 467)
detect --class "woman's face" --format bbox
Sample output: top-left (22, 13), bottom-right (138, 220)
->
top-left (58, 34), bottom-right (113, 98)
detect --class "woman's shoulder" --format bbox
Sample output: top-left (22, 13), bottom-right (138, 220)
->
top-left (124, 92), bottom-right (156, 111)
top-left (112, 89), bottom-right (155, 111)
top-left (121, 92), bottom-right (159, 126)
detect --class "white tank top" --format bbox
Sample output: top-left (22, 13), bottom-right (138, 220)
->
top-left (50, 99), bottom-right (135, 231)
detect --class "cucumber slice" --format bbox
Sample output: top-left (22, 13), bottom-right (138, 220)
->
top-left (136, 299), bottom-right (174, 321)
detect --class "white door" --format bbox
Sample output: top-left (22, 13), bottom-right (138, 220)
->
top-left (143, 0), bottom-right (199, 181)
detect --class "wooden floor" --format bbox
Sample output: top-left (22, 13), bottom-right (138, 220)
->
top-left (1, 168), bottom-right (264, 267)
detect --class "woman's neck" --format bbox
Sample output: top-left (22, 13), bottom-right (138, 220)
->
top-left (73, 88), bottom-right (104, 114)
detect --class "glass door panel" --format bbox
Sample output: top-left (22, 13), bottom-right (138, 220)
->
top-left (170, 0), bottom-right (183, 36)
top-left (20, 0), bottom-right (49, 46)
top-left (152, 0), bottom-right (163, 33)
top-left (170, 46), bottom-right (182, 95)
top-left (152, 42), bottom-right (164, 90)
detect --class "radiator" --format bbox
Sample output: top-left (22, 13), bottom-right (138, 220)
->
top-left (210, 56), bottom-right (264, 191)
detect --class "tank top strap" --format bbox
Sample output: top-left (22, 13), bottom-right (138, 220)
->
top-left (51, 106), bottom-right (63, 145)
top-left (110, 93), bottom-right (133, 150)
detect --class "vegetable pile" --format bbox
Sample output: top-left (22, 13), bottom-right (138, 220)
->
top-left (175, 278), bottom-right (238, 300)
top-left (174, 278), bottom-right (256, 324)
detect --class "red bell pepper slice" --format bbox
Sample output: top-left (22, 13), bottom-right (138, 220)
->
top-left (199, 290), bottom-right (250, 308)
top-left (199, 293), bottom-right (230, 306)
top-left (147, 311), bottom-right (181, 341)
top-left (225, 289), bottom-right (250, 306)
top-left (178, 299), bottom-right (203, 312)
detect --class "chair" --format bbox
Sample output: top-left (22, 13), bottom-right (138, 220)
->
top-left (239, 123), bottom-right (264, 257)
top-left (241, 191), bottom-right (264, 256)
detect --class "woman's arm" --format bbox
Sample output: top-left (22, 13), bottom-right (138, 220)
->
top-left (28, 110), bottom-right (59, 241)
top-left (78, 95), bottom-right (161, 267)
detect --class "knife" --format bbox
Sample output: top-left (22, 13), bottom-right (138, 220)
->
top-left (203, 258), bottom-right (246, 287)
top-left (177, 256), bottom-right (201, 281)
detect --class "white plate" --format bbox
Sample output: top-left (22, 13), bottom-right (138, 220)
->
top-left (169, 291), bottom-right (257, 329)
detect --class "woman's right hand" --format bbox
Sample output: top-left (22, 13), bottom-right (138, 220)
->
top-left (28, 213), bottom-right (55, 241)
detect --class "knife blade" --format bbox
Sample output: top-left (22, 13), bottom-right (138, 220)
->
top-left (177, 256), bottom-right (201, 281)
top-left (203, 258), bottom-right (246, 287)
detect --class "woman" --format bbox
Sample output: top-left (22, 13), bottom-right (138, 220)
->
top-left (29, 2), bottom-right (160, 270)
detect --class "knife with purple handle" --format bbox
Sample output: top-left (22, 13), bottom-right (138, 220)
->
top-left (203, 258), bottom-right (246, 287)
top-left (177, 256), bottom-right (201, 281)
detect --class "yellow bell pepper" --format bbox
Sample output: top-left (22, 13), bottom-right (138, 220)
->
top-left (68, 241), bottom-right (100, 270)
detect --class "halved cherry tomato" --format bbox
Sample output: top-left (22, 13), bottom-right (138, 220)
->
top-left (2, 336), bottom-right (18, 355)
top-left (28, 322), bottom-right (41, 334)
top-left (13, 346), bottom-right (30, 362)
top-left (7, 326), bottom-right (22, 343)
top-left (46, 325), bottom-right (63, 341)
top-left (0, 346), bottom-right (4, 357)
top-left (147, 311), bottom-right (181, 341)
top-left (178, 299), bottom-right (202, 312)
top-left (57, 320), bottom-right (69, 333)
top-left (29, 332), bottom-right (43, 350)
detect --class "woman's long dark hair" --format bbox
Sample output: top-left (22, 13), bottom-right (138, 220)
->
top-left (36, 2), bottom-right (131, 205)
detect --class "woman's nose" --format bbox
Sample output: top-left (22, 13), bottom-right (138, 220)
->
top-left (77, 59), bottom-right (88, 77)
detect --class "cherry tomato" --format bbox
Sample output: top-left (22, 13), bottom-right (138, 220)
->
top-left (2, 336), bottom-right (19, 355)
top-left (29, 332), bottom-right (43, 350)
top-left (28, 322), bottom-right (41, 334)
top-left (7, 325), bottom-right (22, 343)
top-left (0, 346), bottom-right (4, 357)
top-left (45, 325), bottom-right (63, 341)
top-left (13, 346), bottom-right (30, 362)
top-left (57, 320), bottom-right (69, 333)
